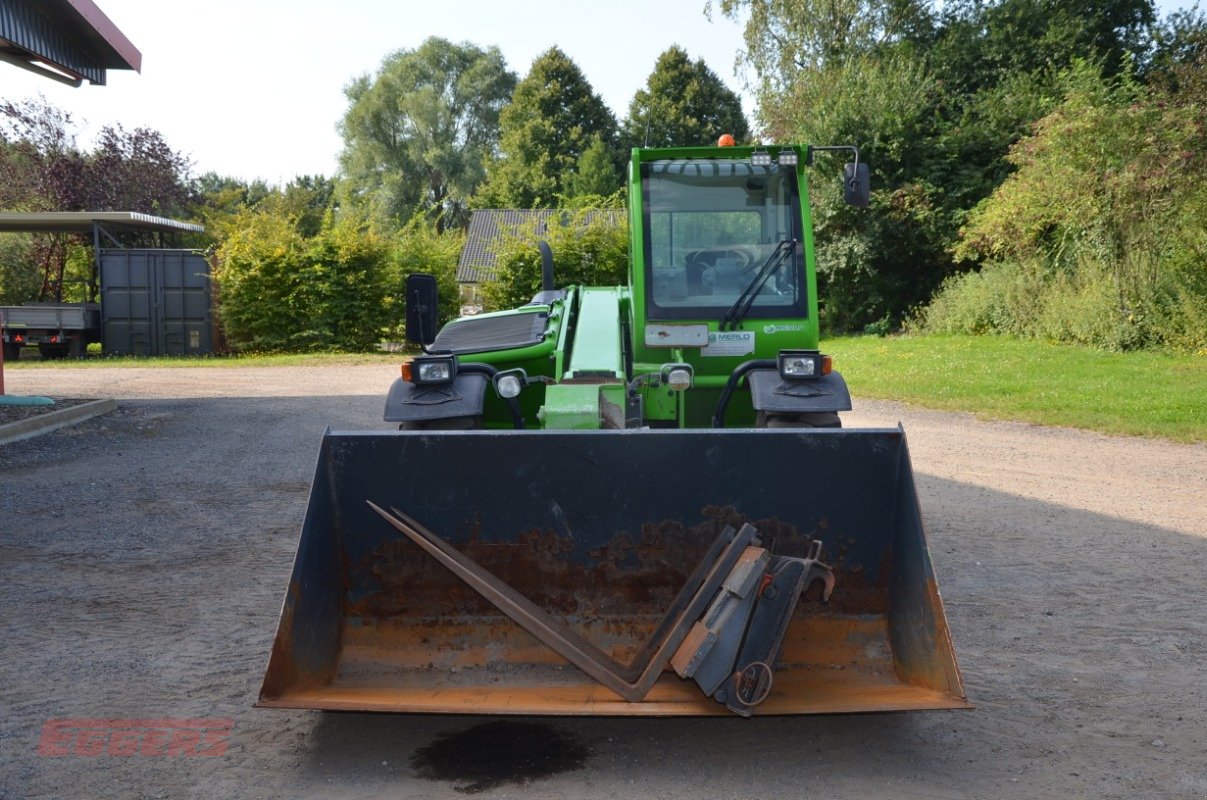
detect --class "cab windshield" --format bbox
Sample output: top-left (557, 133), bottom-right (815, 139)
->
top-left (641, 159), bottom-right (806, 321)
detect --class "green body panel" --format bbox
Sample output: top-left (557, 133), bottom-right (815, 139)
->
top-left (563, 287), bottom-right (627, 381)
top-left (538, 384), bottom-right (605, 429)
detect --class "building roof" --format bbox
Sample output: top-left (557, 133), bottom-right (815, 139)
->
top-left (0, 0), bottom-right (141, 86)
top-left (0, 211), bottom-right (202, 234)
top-left (457, 208), bottom-right (625, 283)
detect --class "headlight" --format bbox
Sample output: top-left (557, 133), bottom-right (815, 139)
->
top-left (417, 361), bottom-right (452, 382)
top-left (777, 350), bottom-right (831, 381)
top-left (751, 150), bottom-right (772, 167)
top-left (777, 150), bottom-right (799, 166)
top-left (404, 355), bottom-right (457, 385)
top-left (781, 355), bottom-right (816, 378)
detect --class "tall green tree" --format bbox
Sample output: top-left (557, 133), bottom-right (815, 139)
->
top-left (711, 0), bottom-right (935, 83)
top-left (477, 47), bottom-right (618, 208)
top-left (338, 37), bottom-right (516, 232)
top-left (567, 134), bottom-right (621, 198)
top-left (930, 0), bottom-right (1154, 96)
top-left (622, 46), bottom-right (751, 148)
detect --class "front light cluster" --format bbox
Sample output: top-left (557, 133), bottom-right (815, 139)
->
top-left (403, 355), bottom-right (458, 385)
top-left (751, 150), bottom-right (798, 167)
top-left (777, 350), bottom-right (832, 381)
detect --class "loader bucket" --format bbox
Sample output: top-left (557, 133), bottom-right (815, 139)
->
top-left (258, 428), bottom-right (969, 716)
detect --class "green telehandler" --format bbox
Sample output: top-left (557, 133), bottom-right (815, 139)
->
top-left (258, 142), bottom-right (969, 716)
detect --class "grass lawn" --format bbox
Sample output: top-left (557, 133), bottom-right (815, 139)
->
top-left (827, 334), bottom-right (1206, 442)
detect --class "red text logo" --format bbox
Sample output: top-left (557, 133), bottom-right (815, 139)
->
top-left (38, 718), bottom-right (234, 757)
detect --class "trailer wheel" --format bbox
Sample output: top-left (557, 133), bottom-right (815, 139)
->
top-left (38, 343), bottom-right (70, 360)
top-left (2, 342), bottom-right (20, 362)
top-left (756, 411), bottom-right (842, 428)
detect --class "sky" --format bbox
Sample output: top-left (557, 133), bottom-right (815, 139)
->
top-left (2, 0), bottom-right (1193, 187)
top-left (1, 0), bottom-right (756, 185)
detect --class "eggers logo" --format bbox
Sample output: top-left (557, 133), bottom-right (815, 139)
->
top-left (38, 718), bottom-right (233, 757)
top-left (762, 324), bottom-right (805, 334)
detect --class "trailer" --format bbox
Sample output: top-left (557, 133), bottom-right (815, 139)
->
top-left (1, 303), bottom-right (100, 360)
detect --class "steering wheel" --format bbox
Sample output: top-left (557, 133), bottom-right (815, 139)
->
top-left (713, 248), bottom-right (753, 271)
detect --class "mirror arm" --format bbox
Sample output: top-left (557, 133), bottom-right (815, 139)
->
top-left (805, 144), bottom-right (861, 169)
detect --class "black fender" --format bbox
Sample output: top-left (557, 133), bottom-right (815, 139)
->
top-left (383, 373), bottom-right (488, 423)
top-left (747, 368), bottom-right (852, 415)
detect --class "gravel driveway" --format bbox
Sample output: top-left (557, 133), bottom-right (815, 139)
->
top-left (1, 364), bottom-right (1204, 799)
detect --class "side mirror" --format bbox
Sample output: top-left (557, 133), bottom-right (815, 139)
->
top-left (405, 273), bottom-right (439, 345)
top-left (844, 162), bottom-right (870, 207)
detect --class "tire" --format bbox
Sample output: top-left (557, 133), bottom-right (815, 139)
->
top-left (756, 411), bottom-right (842, 429)
top-left (2, 342), bottom-right (20, 362)
top-left (398, 415), bottom-right (483, 431)
top-left (38, 343), bottom-right (70, 360)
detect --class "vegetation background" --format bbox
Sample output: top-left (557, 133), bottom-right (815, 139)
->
top-left (1, 0), bottom-right (1204, 355)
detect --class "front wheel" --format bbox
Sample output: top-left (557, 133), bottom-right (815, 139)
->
top-left (398, 415), bottom-right (483, 431)
top-left (756, 411), bottom-right (842, 429)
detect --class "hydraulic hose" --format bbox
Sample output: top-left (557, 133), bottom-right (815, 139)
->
top-left (710, 359), bottom-right (776, 428)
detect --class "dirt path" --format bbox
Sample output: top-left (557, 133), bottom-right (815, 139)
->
top-left (2, 365), bottom-right (1203, 799)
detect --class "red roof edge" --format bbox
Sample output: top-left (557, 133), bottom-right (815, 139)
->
top-left (64, 0), bottom-right (141, 72)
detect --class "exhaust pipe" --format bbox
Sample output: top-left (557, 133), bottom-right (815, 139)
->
top-left (538, 240), bottom-right (555, 292)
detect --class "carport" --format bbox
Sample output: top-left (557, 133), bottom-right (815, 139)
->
top-left (0, 212), bottom-right (212, 359)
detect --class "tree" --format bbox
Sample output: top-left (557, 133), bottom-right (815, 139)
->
top-left (621, 46), bottom-right (751, 148)
top-left (710, 0), bottom-right (1173, 333)
top-left (920, 62), bottom-right (1207, 351)
top-left (2, 100), bottom-right (193, 216)
top-left (86, 124), bottom-right (194, 215)
top-left (710, 0), bottom-right (935, 83)
top-left (931, 0), bottom-right (1154, 96)
top-left (1, 98), bottom-right (194, 302)
top-left (477, 47), bottom-right (618, 208)
top-left (338, 38), bottom-right (516, 232)
top-left (566, 135), bottom-right (620, 198)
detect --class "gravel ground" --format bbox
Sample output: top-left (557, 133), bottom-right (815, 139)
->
top-left (1, 364), bottom-right (1204, 800)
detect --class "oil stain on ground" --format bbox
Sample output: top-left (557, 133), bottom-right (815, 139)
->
top-left (410, 720), bottom-right (590, 794)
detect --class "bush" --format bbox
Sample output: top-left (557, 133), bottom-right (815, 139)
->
top-left (917, 63), bottom-right (1207, 352)
top-left (482, 209), bottom-right (628, 310)
top-left (214, 209), bottom-right (391, 352)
